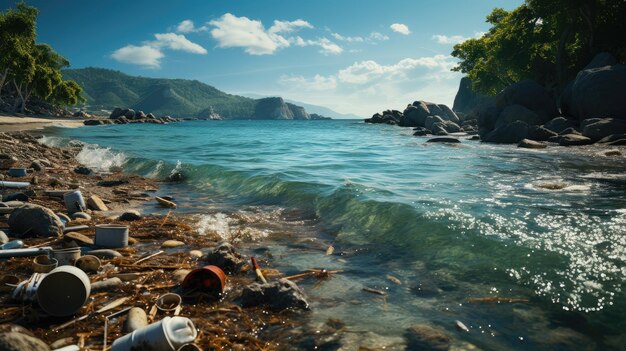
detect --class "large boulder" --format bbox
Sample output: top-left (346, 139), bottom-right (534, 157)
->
top-left (570, 64), bottom-right (626, 121)
top-left (528, 125), bottom-right (557, 141)
top-left (0, 332), bottom-right (50, 351)
top-left (452, 76), bottom-right (490, 113)
top-left (8, 204), bottom-right (63, 238)
top-left (496, 79), bottom-right (558, 123)
top-left (124, 109), bottom-right (136, 119)
top-left (543, 117), bottom-right (577, 134)
top-left (518, 139), bottom-right (547, 149)
top-left (483, 121), bottom-right (529, 144)
top-left (424, 115), bottom-right (445, 131)
top-left (496, 104), bottom-right (541, 128)
top-left (430, 122), bottom-right (448, 136)
top-left (582, 118), bottom-right (626, 141)
top-left (584, 52), bottom-right (617, 70)
top-left (424, 102), bottom-right (445, 117)
top-left (559, 134), bottom-right (593, 146)
top-left (437, 104), bottom-right (460, 124)
top-left (472, 99), bottom-right (501, 138)
top-left (205, 242), bottom-right (245, 274)
top-left (109, 107), bottom-right (124, 119)
top-left (401, 104), bottom-right (429, 127)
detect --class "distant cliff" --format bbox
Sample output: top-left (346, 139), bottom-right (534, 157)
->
top-left (62, 67), bottom-right (327, 120)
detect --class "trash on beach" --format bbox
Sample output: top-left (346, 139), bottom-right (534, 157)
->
top-left (7, 168), bottom-right (28, 177)
top-left (0, 180), bottom-right (30, 189)
top-left (91, 277), bottom-right (123, 293)
top-left (37, 266), bottom-right (91, 316)
top-left (0, 275), bottom-right (20, 292)
top-left (33, 254), bottom-right (58, 273)
top-left (51, 247), bottom-right (81, 266)
top-left (0, 246), bottom-right (52, 258)
top-left (53, 296), bottom-right (131, 331)
top-left (111, 316), bottom-right (198, 351)
top-left (156, 293), bottom-right (183, 314)
top-left (251, 256), bottom-right (268, 284)
top-left (182, 265), bottom-right (226, 297)
top-left (156, 196), bottom-right (177, 209)
top-left (285, 268), bottom-right (343, 282)
top-left (134, 250), bottom-right (164, 264)
top-left (74, 255), bottom-right (101, 272)
top-left (12, 273), bottom-right (45, 302)
top-left (94, 224), bottom-right (129, 248)
top-left (63, 190), bottom-right (86, 213)
top-left (362, 287), bottom-right (387, 296)
top-left (63, 225), bottom-right (89, 233)
top-left (0, 240), bottom-right (24, 250)
top-left (386, 275), bottom-right (402, 285)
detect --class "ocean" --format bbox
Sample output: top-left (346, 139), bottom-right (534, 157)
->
top-left (42, 119), bottom-right (626, 350)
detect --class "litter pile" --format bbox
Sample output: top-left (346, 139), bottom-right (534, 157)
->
top-left (0, 132), bottom-right (312, 350)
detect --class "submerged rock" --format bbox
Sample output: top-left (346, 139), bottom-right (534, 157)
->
top-left (426, 137), bottom-right (460, 144)
top-left (405, 324), bottom-right (451, 351)
top-left (8, 204), bottom-right (63, 238)
top-left (240, 278), bottom-right (309, 311)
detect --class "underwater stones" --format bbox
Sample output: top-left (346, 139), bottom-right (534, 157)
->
top-left (240, 278), bottom-right (309, 311)
top-left (405, 324), bottom-right (451, 351)
top-left (204, 242), bottom-right (245, 274)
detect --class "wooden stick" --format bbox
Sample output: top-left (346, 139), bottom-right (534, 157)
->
top-left (159, 211), bottom-right (172, 228)
top-left (133, 250), bottom-right (164, 265)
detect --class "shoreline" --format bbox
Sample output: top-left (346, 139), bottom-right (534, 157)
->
top-left (0, 115), bottom-right (85, 132)
top-left (0, 131), bottom-right (307, 350)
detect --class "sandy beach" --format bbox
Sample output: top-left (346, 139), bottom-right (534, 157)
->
top-left (0, 115), bottom-right (85, 132)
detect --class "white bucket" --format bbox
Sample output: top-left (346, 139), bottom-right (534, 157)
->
top-left (111, 317), bottom-right (197, 351)
top-left (51, 247), bottom-right (82, 266)
top-left (37, 266), bottom-right (90, 316)
top-left (95, 224), bottom-right (129, 248)
top-left (63, 191), bottom-right (86, 214)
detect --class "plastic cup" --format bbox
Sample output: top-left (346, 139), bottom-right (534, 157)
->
top-left (33, 255), bottom-right (58, 273)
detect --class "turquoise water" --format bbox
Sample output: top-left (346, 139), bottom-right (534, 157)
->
top-left (44, 120), bottom-right (626, 350)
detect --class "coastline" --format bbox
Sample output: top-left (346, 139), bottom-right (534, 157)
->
top-left (0, 115), bottom-right (85, 132)
top-left (0, 130), bottom-right (305, 350)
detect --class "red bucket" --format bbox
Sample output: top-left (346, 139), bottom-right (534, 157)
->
top-left (182, 265), bottom-right (226, 295)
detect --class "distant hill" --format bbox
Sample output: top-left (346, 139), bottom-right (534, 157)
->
top-left (62, 68), bottom-right (324, 120)
top-left (243, 93), bottom-right (361, 119)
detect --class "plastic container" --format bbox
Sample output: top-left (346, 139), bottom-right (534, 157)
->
top-left (74, 255), bottom-right (101, 272)
top-left (0, 240), bottom-right (25, 250)
top-left (182, 265), bottom-right (226, 296)
top-left (37, 266), bottom-right (91, 316)
top-left (111, 316), bottom-right (197, 351)
top-left (33, 255), bottom-right (58, 273)
top-left (177, 344), bottom-right (202, 351)
top-left (0, 247), bottom-right (52, 259)
top-left (8, 168), bottom-right (28, 177)
top-left (95, 224), bottom-right (129, 248)
top-left (156, 293), bottom-right (182, 312)
top-left (63, 190), bottom-right (86, 213)
top-left (51, 247), bottom-right (82, 266)
top-left (0, 181), bottom-right (30, 189)
top-left (12, 273), bottom-right (45, 302)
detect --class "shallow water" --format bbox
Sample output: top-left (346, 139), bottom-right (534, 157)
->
top-left (43, 120), bottom-right (626, 350)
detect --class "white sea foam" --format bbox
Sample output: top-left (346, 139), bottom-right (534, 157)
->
top-left (76, 144), bottom-right (127, 171)
top-left (196, 213), bottom-right (231, 240)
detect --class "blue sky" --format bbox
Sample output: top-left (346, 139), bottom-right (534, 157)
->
top-left (9, 0), bottom-right (522, 116)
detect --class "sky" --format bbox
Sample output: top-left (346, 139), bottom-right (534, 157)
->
top-left (6, 0), bottom-right (522, 117)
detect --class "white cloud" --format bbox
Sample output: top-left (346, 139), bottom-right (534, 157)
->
top-left (279, 74), bottom-right (337, 91)
top-left (209, 13), bottom-right (315, 55)
top-left (111, 33), bottom-right (206, 68)
top-left (432, 32), bottom-right (487, 45)
top-left (390, 23), bottom-right (410, 35)
top-left (111, 45), bottom-right (164, 68)
top-left (332, 32), bottom-right (364, 43)
top-left (338, 55), bottom-right (456, 84)
top-left (369, 32), bottom-right (389, 41)
top-left (153, 33), bottom-right (208, 54)
top-left (177, 20), bottom-right (195, 33)
top-left (293, 36), bottom-right (343, 55)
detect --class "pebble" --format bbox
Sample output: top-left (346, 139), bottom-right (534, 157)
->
top-left (88, 249), bottom-right (122, 259)
top-left (87, 195), bottom-right (109, 211)
top-left (91, 277), bottom-right (123, 293)
top-left (189, 250), bottom-right (203, 259)
top-left (30, 161), bottom-right (43, 171)
top-left (173, 269), bottom-right (191, 284)
top-left (162, 240), bottom-right (185, 248)
top-left (119, 210), bottom-right (141, 221)
top-left (64, 232), bottom-right (94, 245)
top-left (124, 307), bottom-right (148, 333)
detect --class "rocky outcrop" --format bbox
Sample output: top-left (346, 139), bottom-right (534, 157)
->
top-left (251, 97), bottom-right (315, 120)
top-left (581, 118), bottom-right (626, 141)
top-left (452, 77), bottom-right (489, 113)
top-left (286, 103), bottom-right (310, 120)
top-left (569, 64), bottom-right (626, 122)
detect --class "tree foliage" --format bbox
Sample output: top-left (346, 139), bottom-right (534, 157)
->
top-left (451, 0), bottom-right (626, 96)
top-left (0, 2), bottom-right (84, 112)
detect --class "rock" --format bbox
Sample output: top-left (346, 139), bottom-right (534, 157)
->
top-left (205, 242), bottom-right (245, 274)
top-left (497, 79), bottom-right (558, 123)
top-left (91, 278), bottom-right (123, 293)
top-left (559, 134), bottom-right (593, 146)
top-left (88, 249), bottom-right (122, 259)
top-left (74, 166), bottom-right (92, 175)
top-left (167, 172), bottom-right (185, 182)
top-left (518, 139), bottom-right (547, 149)
top-left (87, 195), bottom-right (108, 211)
top-left (599, 150), bottom-right (622, 157)
top-left (146, 113), bottom-right (156, 119)
top-left (440, 121), bottom-right (461, 133)
top-left (424, 115), bottom-right (445, 131)
top-left (582, 118), bottom-right (626, 141)
top-left (84, 119), bottom-right (106, 126)
top-left (405, 324), bottom-right (451, 351)
top-left (430, 122), bottom-right (449, 135)
top-left (30, 161), bottom-right (43, 171)
top-left (474, 99), bottom-right (501, 138)
top-left (581, 118), bottom-right (604, 130)
top-left (484, 121), bottom-right (529, 144)
top-left (161, 240), bottom-right (185, 248)
top-left (571, 64), bottom-right (626, 121)
top-left (173, 269), bottom-right (191, 284)
top-left (97, 179), bottom-right (129, 187)
top-left (426, 137), bottom-right (460, 143)
top-left (496, 104), bottom-right (540, 128)
top-left (110, 108), bottom-right (124, 119)
top-left (56, 213), bottom-right (71, 224)
top-left (135, 111), bottom-right (146, 119)
top-left (412, 127), bottom-right (430, 136)
top-left (71, 212), bottom-right (91, 221)
top-left (584, 52), bottom-right (617, 70)
top-left (452, 76), bottom-right (490, 113)
top-left (64, 232), bottom-right (94, 246)
top-left (240, 278), bottom-right (309, 311)
top-left (527, 125), bottom-right (557, 141)
top-left (124, 109), bottom-right (136, 119)
top-left (424, 102), bottom-right (445, 117)
top-left (124, 307), bottom-right (148, 333)
top-left (189, 250), bottom-right (203, 259)
top-left (559, 127), bottom-right (581, 135)
top-left (543, 117), bottom-right (577, 134)
top-left (119, 210), bottom-right (141, 221)
top-left (73, 110), bottom-right (90, 118)
top-left (8, 204), bottom-right (63, 238)
top-left (0, 231), bottom-right (9, 245)
top-left (0, 332), bottom-right (50, 351)
top-left (597, 133), bottom-right (626, 144)
top-left (437, 104), bottom-right (460, 124)
top-left (467, 135), bottom-right (480, 141)
top-left (401, 104), bottom-right (429, 127)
